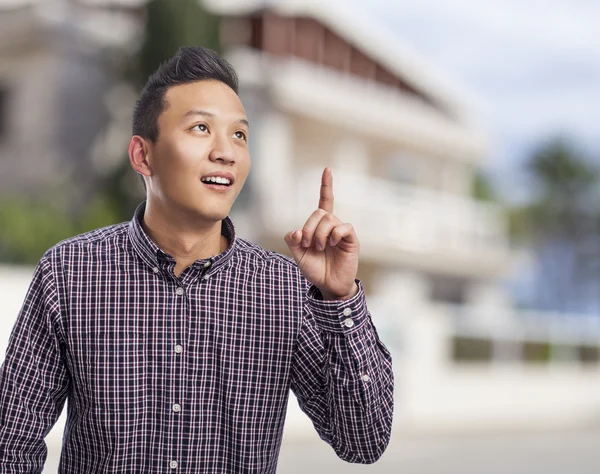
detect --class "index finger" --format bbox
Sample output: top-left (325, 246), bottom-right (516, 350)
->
top-left (318, 167), bottom-right (334, 213)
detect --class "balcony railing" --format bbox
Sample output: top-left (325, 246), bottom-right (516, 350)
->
top-left (293, 167), bottom-right (509, 263)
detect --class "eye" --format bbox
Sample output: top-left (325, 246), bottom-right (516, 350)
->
top-left (233, 130), bottom-right (247, 141)
top-left (192, 123), bottom-right (209, 132)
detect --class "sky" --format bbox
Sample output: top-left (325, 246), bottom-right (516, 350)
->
top-left (351, 0), bottom-right (600, 204)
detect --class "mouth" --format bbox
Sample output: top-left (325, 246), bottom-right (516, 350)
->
top-left (200, 175), bottom-right (234, 193)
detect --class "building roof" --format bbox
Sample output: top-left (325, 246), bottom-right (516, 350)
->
top-left (0, 0), bottom-right (150, 50)
top-left (201, 0), bottom-right (481, 124)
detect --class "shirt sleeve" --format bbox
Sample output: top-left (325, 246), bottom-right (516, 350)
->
top-left (289, 278), bottom-right (394, 464)
top-left (0, 254), bottom-right (69, 473)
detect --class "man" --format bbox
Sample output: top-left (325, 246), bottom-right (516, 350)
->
top-left (0, 46), bottom-right (394, 473)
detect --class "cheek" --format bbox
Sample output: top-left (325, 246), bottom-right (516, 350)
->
top-left (238, 149), bottom-right (252, 175)
top-left (156, 140), bottom-right (200, 178)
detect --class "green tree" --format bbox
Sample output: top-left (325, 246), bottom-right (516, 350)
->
top-left (508, 137), bottom-right (600, 312)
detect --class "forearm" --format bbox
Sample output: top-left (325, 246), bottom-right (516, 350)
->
top-left (0, 353), bottom-right (67, 473)
top-left (291, 280), bottom-right (394, 464)
top-left (321, 324), bottom-right (394, 463)
top-left (0, 256), bottom-right (69, 473)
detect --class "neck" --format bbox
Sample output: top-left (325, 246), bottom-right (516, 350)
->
top-left (142, 200), bottom-right (228, 276)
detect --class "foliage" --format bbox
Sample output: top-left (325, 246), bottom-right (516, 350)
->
top-left (134, 0), bottom-right (222, 85)
top-left (508, 137), bottom-right (600, 312)
top-left (471, 169), bottom-right (497, 202)
top-left (0, 195), bottom-right (121, 264)
top-left (0, 0), bottom-right (222, 265)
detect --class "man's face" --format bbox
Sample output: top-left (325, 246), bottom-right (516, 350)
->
top-left (146, 80), bottom-right (251, 223)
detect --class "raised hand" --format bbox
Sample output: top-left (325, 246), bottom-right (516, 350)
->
top-left (284, 167), bottom-right (359, 300)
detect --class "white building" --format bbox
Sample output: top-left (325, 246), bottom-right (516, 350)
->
top-left (0, 0), bottom-right (147, 200)
top-left (201, 0), bottom-right (600, 436)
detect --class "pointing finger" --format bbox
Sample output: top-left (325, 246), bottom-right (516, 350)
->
top-left (318, 167), bottom-right (334, 214)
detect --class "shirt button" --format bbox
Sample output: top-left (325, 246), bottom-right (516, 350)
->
top-left (175, 287), bottom-right (184, 296)
top-left (343, 307), bottom-right (352, 316)
top-left (174, 345), bottom-right (183, 354)
top-left (203, 261), bottom-right (212, 268)
top-left (361, 373), bottom-right (370, 382)
top-left (343, 318), bottom-right (354, 328)
top-left (170, 460), bottom-right (178, 469)
top-left (172, 403), bottom-right (181, 413)
top-left (203, 274), bottom-right (210, 280)
top-left (152, 267), bottom-right (159, 274)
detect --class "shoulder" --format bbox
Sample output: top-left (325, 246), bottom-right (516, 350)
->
top-left (42, 222), bottom-right (130, 262)
top-left (234, 237), bottom-right (304, 274)
top-left (233, 237), bottom-right (311, 292)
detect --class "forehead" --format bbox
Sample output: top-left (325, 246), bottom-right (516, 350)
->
top-left (162, 80), bottom-right (246, 119)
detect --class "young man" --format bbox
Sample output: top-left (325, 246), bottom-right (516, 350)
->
top-left (0, 46), bottom-right (394, 473)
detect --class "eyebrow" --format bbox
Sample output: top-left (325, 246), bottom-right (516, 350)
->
top-left (184, 109), bottom-right (249, 127)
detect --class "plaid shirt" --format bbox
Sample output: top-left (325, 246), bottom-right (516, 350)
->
top-left (0, 201), bottom-right (394, 473)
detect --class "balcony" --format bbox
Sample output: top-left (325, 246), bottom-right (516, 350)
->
top-left (285, 167), bottom-right (513, 277)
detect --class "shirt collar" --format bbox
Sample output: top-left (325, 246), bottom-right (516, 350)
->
top-left (128, 200), bottom-right (237, 275)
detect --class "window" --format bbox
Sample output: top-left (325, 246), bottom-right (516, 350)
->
top-left (429, 274), bottom-right (466, 304)
top-left (385, 153), bottom-right (419, 186)
top-left (452, 336), bottom-right (493, 362)
top-left (578, 345), bottom-right (599, 364)
top-left (522, 342), bottom-right (551, 363)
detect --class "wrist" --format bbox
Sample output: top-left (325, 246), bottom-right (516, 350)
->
top-left (320, 282), bottom-right (359, 301)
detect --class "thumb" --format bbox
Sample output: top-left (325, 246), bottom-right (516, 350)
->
top-left (284, 230), bottom-right (303, 252)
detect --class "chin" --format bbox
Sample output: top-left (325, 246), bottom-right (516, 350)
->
top-left (195, 206), bottom-right (230, 222)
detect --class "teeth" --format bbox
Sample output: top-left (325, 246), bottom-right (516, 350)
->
top-left (202, 176), bottom-right (231, 185)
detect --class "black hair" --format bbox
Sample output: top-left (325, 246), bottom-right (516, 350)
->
top-left (132, 46), bottom-right (239, 191)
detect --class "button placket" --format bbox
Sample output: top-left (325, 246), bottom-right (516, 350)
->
top-left (169, 279), bottom-right (187, 470)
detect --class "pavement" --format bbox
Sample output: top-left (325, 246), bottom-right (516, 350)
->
top-left (277, 428), bottom-right (600, 474)
top-left (42, 428), bottom-right (600, 473)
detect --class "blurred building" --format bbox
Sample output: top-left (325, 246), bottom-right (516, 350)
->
top-left (202, 0), bottom-right (600, 435)
top-left (2, 2), bottom-right (600, 469)
top-left (0, 0), bottom-right (147, 202)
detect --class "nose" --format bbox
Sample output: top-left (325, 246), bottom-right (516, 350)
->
top-left (209, 132), bottom-right (236, 164)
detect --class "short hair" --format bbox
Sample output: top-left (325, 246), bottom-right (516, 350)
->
top-left (133, 46), bottom-right (239, 141)
top-left (132, 46), bottom-right (239, 191)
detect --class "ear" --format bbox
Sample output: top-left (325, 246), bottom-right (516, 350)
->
top-left (128, 135), bottom-right (152, 180)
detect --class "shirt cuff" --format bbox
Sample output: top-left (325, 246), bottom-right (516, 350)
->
top-left (306, 279), bottom-right (368, 334)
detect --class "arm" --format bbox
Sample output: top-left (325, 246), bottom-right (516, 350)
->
top-left (289, 278), bottom-right (394, 464)
top-left (0, 255), bottom-right (69, 473)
